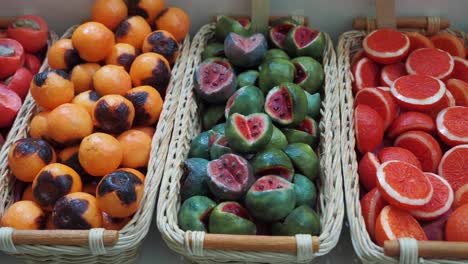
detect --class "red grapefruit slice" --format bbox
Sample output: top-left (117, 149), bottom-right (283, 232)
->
top-left (436, 106), bottom-right (468, 146)
top-left (358, 152), bottom-right (381, 191)
top-left (405, 48), bottom-right (454, 80)
top-left (394, 131), bottom-right (442, 173)
top-left (431, 33), bottom-right (467, 58)
top-left (378, 147), bottom-right (422, 170)
top-left (391, 75), bottom-right (446, 111)
top-left (446, 79), bottom-right (468, 106)
top-left (387, 112), bottom-right (435, 139)
top-left (426, 89), bottom-right (456, 119)
top-left (363, 29), bottom-right (410, 65)
top-left (361, 188), bottom-right (387, 240)
top-left (377, 160), bottom-right (433, 209)
top-left (375, 205), bottom-right (428, 247)
top-left (355, 88), bottom-right (397, 130)
top-left (439, 145), bottom-right (468, 192)
top-left (450, 57), bottom-right (468, 83)
top-left (352, 57), bottom-right (380, 93)
top-left (405, 31), bottom-right (435, 53)
top-left (380, 62), bottom-right (407, 87)
top-left (454, 183), bottom-right (468, 209)
top-left (410, 173), bottom-right (454, 221)
top-left (354, 104), bottom-right (384, 153)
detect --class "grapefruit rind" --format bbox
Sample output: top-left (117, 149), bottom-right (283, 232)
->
top-left (391, 75), bottom-right (446, 110)
top-left (436, 106), bottom-right (468, 146)
top-left (353, 57), bottom-right (380, 92)
top-left (358, 152), bottom-right (381, 190)
top-left (377, 160), bottom-right (433, 208)
top-left (355, 88), bottom-right (396, 129)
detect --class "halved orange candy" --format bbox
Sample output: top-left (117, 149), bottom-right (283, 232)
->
top-left (376, 160), bottom-right (433, 209)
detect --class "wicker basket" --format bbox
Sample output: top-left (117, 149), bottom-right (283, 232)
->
top-left (338, 18), bottom-right (468, 263)
top-left (0, 25), bottom-right (191, 264)
top-left (156, 22), bottom-right (344, 263)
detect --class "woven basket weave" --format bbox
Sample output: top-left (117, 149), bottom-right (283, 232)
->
top-left (338, 26), bottom-right (468, 264)
top-left (0, 25), bottom-right (190, 264)
top-left (157, 22), bottom-right (344, 263)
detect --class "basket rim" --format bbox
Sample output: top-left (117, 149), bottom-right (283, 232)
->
top-left (156, 22), bottom-right (345, 263)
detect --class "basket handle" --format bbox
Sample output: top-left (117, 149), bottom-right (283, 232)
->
top-left (189, 233), bottom-right (320, 253)
top-left (375, 0), bottom-right (396, 29)
top-left (0, 17), bottom-right (13, 28)
top-left (384, 240), bottom-right (468, 259)
top-left (9, 230), bottom-right (118, 246)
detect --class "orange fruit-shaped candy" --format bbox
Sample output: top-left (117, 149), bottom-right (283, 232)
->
top-left (117, 129), bottom-right (152, 168)
top-left (102, 211), bottom-right (131, 230)
top-left (47, 39), bottom-right (82, 71)
top-left (58, 145), bottom-right (87, 177)
top-left (91, 0), bottom-right (128, 30)
top-left (70, 63), bottom-right (100, 94)
top-left (132, 126), bottom-right (155, 138)
top-left (93, 65), bottom-right (132, 95)
top-left (125, 85), bottom-right (163, 126)
top-left (154, 7), bottom-right (190, 42)
top-left (92, 95), bottom-right (135, 134)
top-left (72, 90), bottom-right (102, 117)
top-left (47, 103), bottom-right (93, 145)
top-left (97, 168), bottom-right (145, 217)
top-left (79, 133), bottom-right (123, 176)
top-left (30, 111), bottom-right (50, 139)
top-left (8, 138), bottom-right (57, 182)
top-left (0, 201), bottom-right (46, 230)
top-left (142, 30), bottom-right (179, 64)
top-left (446, 204), bottom-right (468, 241)
top-left (105, 43), bottom-right (140, 71)
top-left (128, 0), bottom-right (165, 24)
top-left (53, 192), bottom-right (102, 229)
top-left (115, 16), bottom-right (151, 49)
top-left (30, 70), bottom-right (75, 110)
top-left (21, 184), bottom-right (35, 202)
top-left (72, 22), bottom-right (115, 62)
top-left (32, 163), bottom-right (82, 211)
top-left (129, 52), bottom-right (171, 98)
top-left (82, 179), bottom-right (100, 196)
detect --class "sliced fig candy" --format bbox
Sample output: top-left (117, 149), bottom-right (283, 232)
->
top-left (268, 17), bottom-right (299, 49)
top-left (207, 154), bottom-right (254, 200)
top-left (225, 113), bottom-right (273, 153)
top-left (224, 33), bottom-right (267, 68)
top-left (180, 158), bottom-right (210, 201)
top-left (251, 148), bottom-right (295, 181)
top-left (214, 16), bottom-right (252, 42)
top-left (292, 56), bottom-right (324, 94)
top-left (225, 85), bottom-right (265, 118)
top-left (209, 134), bottom-right (232, 160)
top-left (208, 201), bottom-right (256, 235)
top-left (294, 116), bottom-right (320, 148)
top-left (245, 175), bottom-right (296, 222)
top-left (178, 196), bottom-right (216, 232)
top-left (265, 83), bottom-right (307, 127)
top-left (285, 26), bottom-right (325, 60)
top-left (194, 61), bottom-right (237, 103)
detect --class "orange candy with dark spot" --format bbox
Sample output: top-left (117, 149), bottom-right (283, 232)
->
top-left (47, 39), bottom-right (82, 71)
top-left (53, 192), bottom-right (102, 229)
top-left (72, 90), bottom-right (102, 117)
top-left (106, 43), bottom-right (140, 72)
top-left (142, 30), bottom-right (179, 64)
top-left (32, 163), bottom-right (82, 211)
top-left (97, 168), bottom-right (145, 217)
top-left (92, 95), bottom-right (135, 134)
top-left (47, 103), bottom-right (93, 145)
top-left (154, 7), bottom-right (190, 42)
top-left (102, 212), bottom-right (131, 230)
top-left (8, 138), bottom-right (56, 182)
top-left (125, 85), bottom-right (163, 126)
top-left (70, 63), bottom-right (100, 94)
top-left (128, 0), bottom-right (165, 24)
top-left (129, 53), bottom-right (171, 98)
top-left (115, 16), bottom-right (151, 49)
top-left (30, 70), bottom-right (75, 110)
top-left (1, 201), bottom-right (46, 230)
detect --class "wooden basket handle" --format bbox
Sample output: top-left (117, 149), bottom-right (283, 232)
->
top-left (0, 17), bottom-right (14, 28)
top-left (375, 0), bottom-right (396, 29)
top-left (189, 234), bottom-right (320, 253)
top-left (10, 230), bottom-right (119, 246)
top-left (384, 240), bottom-right (468, 259)
top-left (213, 16), bottom-right (308, 26)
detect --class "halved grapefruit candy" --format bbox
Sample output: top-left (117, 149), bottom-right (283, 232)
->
top-left (363, 29), bottom-right (410, 65)
top-left (355, 88), bottom-right (397, 130)
top-left (387, 112), bottom-right (435, 139)
top-left (436, 106), bottom-right (468, 146)
top-left (358, 152), bottom-right (381, 191)
top-left (449, 57), bottom-right (468, 83)
top-left (394, 131), bottom-right (443, 173)
top-left (446, 79), bottom-right (468, 106)
top-left (378, 147), bottom-right (422, 170)
top-left (375, 205), bottom-right (428, 247)
top-left (454, 183), bottom-right (468, 209)
top-left (405, 48), bottom-right (454, 80)
top-left (431, 33), bottom-right (467, 58)
top-left (410, 173), bottom-right (454, 221)
top-left (352, 57), bottom-right (380, 93)
top-left (360, 188), bottom-right (387, 240)
top-left (377, 160), bottom-right (433, 210)
top-left (426, 89), bottom-right (456, 119)
top-left (405, 31), bottom-right (435, 53)
top-left (380, 62), bottom-right (407, 87)
top-left (354, 104), bottom-right (384, 153)
top-left (439, 145), bottom-right (468, 192)
top-left (391, 75), bottom-right (446, 111)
